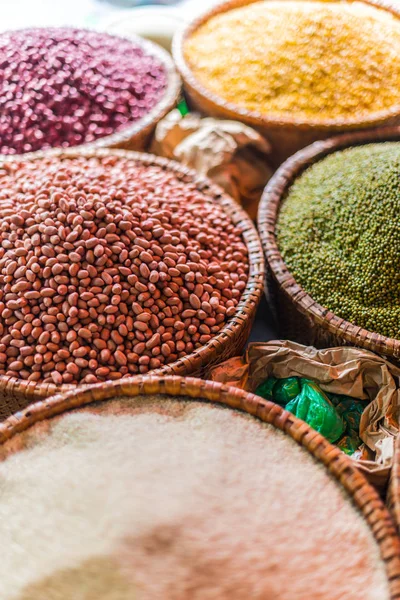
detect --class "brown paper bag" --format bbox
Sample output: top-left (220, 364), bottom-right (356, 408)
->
top-left (151, 110), bottom-right (273, 219)
top-left (208, 340), bottom-right (400, 493)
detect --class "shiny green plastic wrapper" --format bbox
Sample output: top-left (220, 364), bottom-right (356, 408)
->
top-left (255, 376), bottom-right (301, 405)
top-left (177, 98), bottom-right (190, 116)
top-left (337, 432), bottom-right (362, 456)
top-left (255, 376), bottom-right (279, 402)
top-left (326, 393), bottom-right (347, 407)
top-left (273, 377), bottom-right (301, 405)
top-left (285, 381), bottom-right (346, 443)
top-left (335, 398), bottom-right (364, 432)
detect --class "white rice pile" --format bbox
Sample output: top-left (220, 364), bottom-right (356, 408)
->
top-left (0, 395), bottom-right (389, 600)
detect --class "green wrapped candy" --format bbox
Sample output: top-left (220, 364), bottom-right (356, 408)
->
top-left (273, 377), bottom-right (301, 406)
top-left (177, 98), bottom-right (190, 116)
top-left (255, 376), bottom-right (356, 447)
top-left (335, 398), bottom-right (364, 432)
top-left (255, 376), bottom-right (279, 402)
top-left (255, 376), bottom-right (301, 406)
top-left (285, 381), bottom-right (346, 443)
top-left (326, 393), bottom-right (347, 407)
top-left (337, 433), bottom-right (362, 456)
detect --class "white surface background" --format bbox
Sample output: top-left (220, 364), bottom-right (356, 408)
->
top-left (0, 0), bottom-right (218, 29)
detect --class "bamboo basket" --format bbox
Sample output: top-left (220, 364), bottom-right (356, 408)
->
top-left (0, 32), bottom-right (181, 158)
top-left (258, 126), bottom-right (400, 363)
top-left (388, 436), bottom-right (400, 535)
top-left (0, 148), bottom-right (264, 419)
top-left (173, 0), bottom-right (400, 166)
top-left (2, 375), bottom-right (400, 598)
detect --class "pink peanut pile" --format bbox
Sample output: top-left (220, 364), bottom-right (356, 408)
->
top-left (0, 28), bottom-right (167, 155)
top-left (0, 155), bottom-right (249, 385)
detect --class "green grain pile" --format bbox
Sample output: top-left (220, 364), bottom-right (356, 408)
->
top-left (277, 142), bottom-right (400, 339)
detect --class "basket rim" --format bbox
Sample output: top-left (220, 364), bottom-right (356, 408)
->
top-left (389, 435), bottom-right (400, 532)
top-left (0, 27), bottom-right (181, 159)
top-left (257, 125), bottom-right (400, 358)
top-left (2, 374), bottom-right (400, 597)
top-left (173, 0), bottom-right (400, 130)
top-left (0, 147), bottom-right (264, 398)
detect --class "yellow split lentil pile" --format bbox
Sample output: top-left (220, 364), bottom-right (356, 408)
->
top-left (184, 0), bottom-right (400, 122)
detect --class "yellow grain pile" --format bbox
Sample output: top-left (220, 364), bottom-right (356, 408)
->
top-left (184, 1), bottom-right (400, 122)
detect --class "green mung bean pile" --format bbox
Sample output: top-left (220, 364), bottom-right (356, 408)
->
top-left (277, 142), bottom-right (400, 339)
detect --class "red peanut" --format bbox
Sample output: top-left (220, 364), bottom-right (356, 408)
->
top-left (0, 155), bottom-right (249, 384)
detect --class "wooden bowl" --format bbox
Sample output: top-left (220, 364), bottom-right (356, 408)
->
top-left (0, 31), bottom-right (181, 158)
top-left (258, 125), bottom-right (400, 363)
top-left (2, 375), bottom-right (400, 599)
top-left (173, 0), bottom-right (400, 166)
top-left (0, 148), bottom-right (264, 419)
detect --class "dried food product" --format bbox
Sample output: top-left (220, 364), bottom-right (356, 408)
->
top-left (0, 28), bottom-right (167, 154)
top-left (0, 155), bottom-right (249, 384)
top-left (184, 1), bottom-right (400, 121)
top-left (277, 142), bottom-right (400, 339)
top-left (0, 396), bottom-right (389, 599)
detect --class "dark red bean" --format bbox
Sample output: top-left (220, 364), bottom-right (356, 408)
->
top-left (0, 28), bottom-right (167, 155)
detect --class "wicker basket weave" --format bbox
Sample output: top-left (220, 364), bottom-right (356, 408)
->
top-left (2, 374), bottom-right (400, 598)
top-left (258, 125), bottom-right (400, 363)
top-left (0, 148), bottom-right (264, 420)
top-left (0, 32), bottom-right (181, 159)
top-left (388, 436), bottom-right (400, 538)
top-left (173, 0), bottom-right (400, 166)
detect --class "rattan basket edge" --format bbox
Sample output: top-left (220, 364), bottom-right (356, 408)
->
top-left (0, 30), bottom-right (181, 159)
top-left (0, 148), bottom-right (264, 417)
top-left (258, 125), bottom-right (400, 362)
top-left (2, 375), bottom-right (400, 598)
top-left (173, 0), bottom-right (400, 164)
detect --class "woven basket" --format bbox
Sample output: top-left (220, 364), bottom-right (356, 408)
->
top-left (0, 32), bottom-right (181, 158)
top-left (0, 147), bottom-right (264, 419)
top-left (2, 374), bottom-right (400, 598)
top-left (258, 125), bottom-right (400, 364)
top-left (388, 436), bottom-right (400, 535)
top-left (173, 0), bottom-right (400, 166)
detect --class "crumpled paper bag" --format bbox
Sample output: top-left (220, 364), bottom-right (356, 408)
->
top-left (208, 340), bottom-right (400, 492)
top-left (151, 109), bottom-right (273, 219)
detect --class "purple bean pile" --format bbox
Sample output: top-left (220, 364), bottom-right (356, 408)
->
top-left (0, 155), bottom-right (249, 385)
top-left (0, 28), bottom-right (167, 155)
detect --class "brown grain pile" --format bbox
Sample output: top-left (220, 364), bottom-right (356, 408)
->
top-left (0, 155), bottom-right (249, 384)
